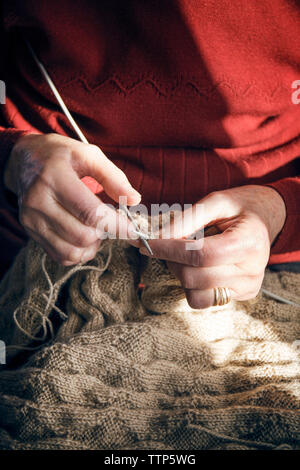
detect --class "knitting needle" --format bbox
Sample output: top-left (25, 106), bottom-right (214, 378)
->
top-left (25, 39), bottom-right (153, 255)
top-left (119, 204), bottom-right (153, 255)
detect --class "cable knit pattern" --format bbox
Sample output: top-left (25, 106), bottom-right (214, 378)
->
top-left (0, 226), bottom-right (299, 450)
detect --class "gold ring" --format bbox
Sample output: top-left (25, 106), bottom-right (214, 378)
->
top-left (213, 287), bottom-right (231, 306)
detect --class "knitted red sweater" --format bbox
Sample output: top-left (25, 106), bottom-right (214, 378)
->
top-left (0, 0), bottom-right (300, 277)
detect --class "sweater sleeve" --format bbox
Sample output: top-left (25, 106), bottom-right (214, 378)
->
top-left (0, 128), bottom-right (32, 209)
top-left (0, 2), bottom-right (34, 209)
top-left (266, 176), bottom-right (300, 265)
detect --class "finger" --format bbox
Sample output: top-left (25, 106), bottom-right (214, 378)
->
top-left (167, 260), bottom-right (263, 296)
top-left (79, 239), bottom-right (102, 264)
top-left (184, 279), bottom-right (261, 309)
top-left (38, 199), bottom-right (99, 248)
top-left (25, 198), bottom-right (137, 244)
top-left (74, 143), bottom-right (141, 206)
top-left (167, 262), bottom-right (238, 290)
top-left (184, 288), bottom-right (234, 309)
top-left (140, 229), bottom-right (245, 266)
top-left (158, 191), bottom-right (240, 239)
top-left (77, 239), bottom-right (101, 264)
top-left (184, 288), bottom-right (216, 309)
top-left (26, 225), bottom-right (100, 266)
top-left (44, 199), bottom-right (138, 246)
top-left (50, 163), bottom-right (112, 227)
top-left (33, 168), bottom-right (137, 237)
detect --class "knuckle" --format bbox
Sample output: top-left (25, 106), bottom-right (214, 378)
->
top-left (58, 258), bottom-right (76, 267)
top-left (89, 143), bottom-right (102, 157)
top-left (257, 232), bottom-right (270, 254)
top-left (77, 205), bottom-right (97, 227)
top-left (21, 183), bottom-right (47, 210)
top-left (181, 268), bottom-right (195, 289)
top-left (60, 259), bottom-right (77, 267)
top-left (236, 282), bottom-right (261, 301)
top-left (37, 166), bottom-right (54, 187)
top-left (117, 168), bottom-right (130, 184)
top-left (244, 288), bottom-right (260, 301)
top-left (205, 190), bottom-right (217, 201)
top-left (87, 144), bottom-right (106, 165)
top-left (19, 210), bottom-right (29, 228)
top-left (74, 227), bottom-right (96, 247)
top-left (249, 226), bottom-right (269, 253)
top-left (251, 276), bottom-right (264, 296)
top-left (247, 236), bottom-right (259, 253)
top-left (19, 209), bottom-right (38, 233)
top-left (64, 246), bottom-right (82, 264)
top-left (251, 286), bottom-right (261, 298)
top-left (248, 268), bottom-right (265, 282)
top-left (20, 190), bottom-right (34, 209)
top-left (205, 190), bottom-right (224, 204)
top-left (188, 249), bottom-right (202, 267)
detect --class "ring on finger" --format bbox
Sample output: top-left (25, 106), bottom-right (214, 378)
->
top-left (213, 287), bottom-right (231, 306)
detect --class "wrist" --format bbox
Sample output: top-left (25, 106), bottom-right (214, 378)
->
top-left (260, 185), bottom-right (287, 245)
top-left (4, 133), bottom-right (39, 195)
top-left (227, 185), bottom-right (287, 245)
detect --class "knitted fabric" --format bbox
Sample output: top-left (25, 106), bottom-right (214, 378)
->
top-left (0, 231), bottom-right (299, 449)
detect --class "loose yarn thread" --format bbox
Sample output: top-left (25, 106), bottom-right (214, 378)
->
top-left (7, 242), bottom-right (113, 351)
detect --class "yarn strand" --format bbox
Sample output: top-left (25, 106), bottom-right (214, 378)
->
top-left (8, 242), bottom-right (113, 350)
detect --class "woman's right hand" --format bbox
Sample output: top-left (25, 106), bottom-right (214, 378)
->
top-left (4, 133), bottom-right (141, 265)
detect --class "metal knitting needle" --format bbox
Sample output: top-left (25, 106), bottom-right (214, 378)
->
top-left (25, 39), bottom-right (153, 255)
top-left (119, 204), bottom-right (153, 255)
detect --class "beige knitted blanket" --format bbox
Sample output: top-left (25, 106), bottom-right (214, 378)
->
top-left (0, 234), bottom-right (299, 450)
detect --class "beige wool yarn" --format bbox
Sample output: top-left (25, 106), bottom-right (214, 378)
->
top-left (0, 214), bottom-right (299, 450)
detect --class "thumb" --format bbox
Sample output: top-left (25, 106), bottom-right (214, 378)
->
top-left (79, 144), bottom-right (141, 206)
top-left (161, 191), bottom-right (240, 239)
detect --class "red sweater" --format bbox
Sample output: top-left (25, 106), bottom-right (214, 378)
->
top-left (0, 0), bottom-right (300, 277)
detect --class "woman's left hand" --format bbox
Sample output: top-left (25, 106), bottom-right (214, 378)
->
top-left (133, 185), bottom-right (286, 308)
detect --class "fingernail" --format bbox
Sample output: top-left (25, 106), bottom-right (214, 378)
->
top-left (81, 247), bottom-right (95, 263)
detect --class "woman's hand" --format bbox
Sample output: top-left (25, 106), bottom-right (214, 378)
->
top-left (135, 185), bottom-right (286, 308)
top-left (4, 133), bottom-right (141, 265)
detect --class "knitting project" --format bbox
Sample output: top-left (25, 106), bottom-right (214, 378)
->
top-left (0, 219), bottom-right (299, 449)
